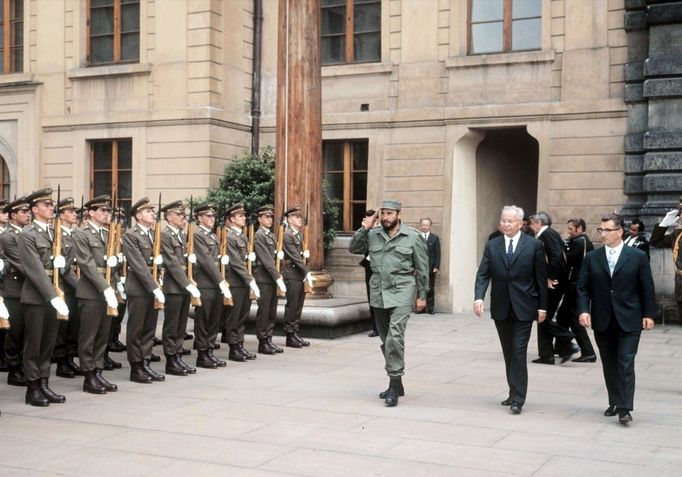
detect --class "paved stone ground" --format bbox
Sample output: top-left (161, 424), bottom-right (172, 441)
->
top-left (0, 312), bottom-right (681, 476)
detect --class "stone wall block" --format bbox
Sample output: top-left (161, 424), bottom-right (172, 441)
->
top-left (624, 61), bottom-right (644, 82)
top-left (644, 129), bottom-right (682, 149)
top-left (624, 154), bottom-right (645, 173)
top-left (642, 172), bottom-right (682, 192)
top-left (643, 78), bottom-right (682, 98)
top-left (624, 132), bottom-right (644, 153)
top-left (647, 2), bottom-right (682, 25)
top-left (643, 152), bottom-right (682, 171)
top-left (645, 56), bottom-right (682, 77)
top-left (624, 10), bottom-right (647, 30)
top-left (624, 82), bottom-right (644, 102)
top-left (624, 175), bottom-right (643, 194)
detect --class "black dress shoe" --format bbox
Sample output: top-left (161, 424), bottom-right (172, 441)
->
top-left (39, 378), bottom-right (66, 403)
top-left (293, 333), bottom-right (310, 347)
top-left (130, 362), bottom-right (152, 383)
top-left (56, 359), bottom-right (75, 378)
top-left (196, 350), bottom-right (218, 369)
top-left (510, 402), bottom-right (523, 414)
top-left (532, 357), bottom-right (555, 365)
top-left (268, 337), bottom-right (284, 353)
top-left (107, 339), bottom-right (126, 353)
top-left (184, 332), bottom-right (194, 340)
top-left (208, 349), bottom-right (227, 367)
top-left (142, 361), bottom-right (165, 381)
top-left (149, 353), bottom-right (161, 362)
top-left (500, 398), bottom-right (512, 406)
top-left (618, 410), bottom-right (633, 424)
top-left (572, 354), bottom-right (597, 363)
top-left (258, 340), bottom-right (277, 355)
top-left (66, 356), bottom-right (84, 376)
top-left (165, 355), bottom-right (188, 376)
top-left (368, 331), bottom-right (379, 337)
top-left (153, 336), bottom-right (162, 346)
top-left (25, 380), bottom-right (49, 406)
top-left (604, 405), bottom-right (618, 416)
top-left (240, 344), bottom-right (257, 360)
top-left (228, 345), bottom-right (247, 362)
top-left (286, 333), bottom-right (302, 348)
top-left (94, 369), bottom-right (118, 392)
top-left (83, 371), bottom-right (107, 394)
top-left (176, 355), bottom-right (196, 374)
top-left (7, 366), bottom-right (27, 387)
top-left (104, 354), bottom-right (122, 370)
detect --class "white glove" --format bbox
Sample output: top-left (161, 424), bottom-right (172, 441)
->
top-left (305, 272), bottom-right (315, 288)
top-left (660, 209), bottom-right (679, 227)
top-left (120, 276), bottom-right (126, 285)
top-left (50, 297), bottom-right (69, 316)
top-left (188, 253), bottom-right (197, 264)
top-left (117, 253), bottom-right (124, 263)
top-left (276, 277), bottom-right (287, 293)
top-left (0, 258), bottom-right (4, 272)
top-left (0, 302), bottom-right (9, 319)
top-left (248, 252), bottom-right (256, 262)
top-left (218, 280), bottom-right (232, 299)
top-left (53, 255), bottom-right (66, 269)
top-left (106, 255), bottom-right (118, 268)
top-left (185, 284), bottom-right (201, 298)
top-left (154, 255), bottom-right (163, 265)
top-left (103, 287), bottom-right (118, 309)
top-left (116, 280), bottom-right (127, 300)
top-left (152, 288), bottom-right (165, 304)
top-left (249, 280), bottom-right (261, 299)
top-left (277, 251), bottom-right (284, 260)
top-left (220, 255), bottom-right (230, 265)
top-left (302, 250), bottom-right (310, 259)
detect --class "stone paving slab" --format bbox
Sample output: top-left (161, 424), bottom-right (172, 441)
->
top-left (0, 312), bottom-right (681, 476)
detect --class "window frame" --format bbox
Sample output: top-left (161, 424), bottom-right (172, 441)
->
top-left (467, 0), bottom-right (541, 55)
top-left (0, 155), bottom-right (9, 200)
top-left (323, 139), bottom-right (368, 232)
top-left (0, 0), bottom-right (23, 74)
top-left (321, 0), bottom-right (381, 66)
top-left (89, 138), bottom-right (133, 211)
top-left (86, 0), bottom-right (140, 66)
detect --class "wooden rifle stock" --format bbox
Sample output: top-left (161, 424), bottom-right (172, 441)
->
top-left (220, 225), bottom-right (233, 306)
top-left (303, 223), bottom-right (312, 294)
top-left (52, 216), bottom-right (69, 321)
top-left (104, 221), bottom-right (119, 316)
top-left (186, 222), bottom-right (202, 306)
top-left (247, 224), bottom-right (256, 300)
top-left (152, 219), bottom-right (164, 310)
top-left (114, 222), bottom-right (125, 303)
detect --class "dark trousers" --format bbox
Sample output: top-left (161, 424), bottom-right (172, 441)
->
top-left (4, 297), bottom-right (25, 367)
top-left (194, 287), bottom-right (222, 351)
top-left (23, 304), bottom-right (60, 381)
top-left (78, 299), bottom-right (109, 372)
top-left (256, 282), bottom-right (277, 340)
top-left (126, 296), bottom-right (159, 363)
top-left (426, 272), bottom-right (436, 313)
top-left (54, 292), bottom-right (80, 359)
top-left (163, 293), bottom-right (189, 356)
top-left (283, 279), bottom-right (305, 333)
top-left (537, 284), bottom-right (574, 358)
top-left (557, 285), bottom-right (595, 356)
top-left (494, 311), bottom-right (534, 404)
top-left (594, 318), bottom-right (641, 411)
top-left (226, 286), bottom-right (251, 345)
top-left (109, 301), bottom-right (127, 344)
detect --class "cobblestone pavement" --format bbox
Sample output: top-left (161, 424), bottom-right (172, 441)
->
top-left (0, 312), bottom-right (680, 476)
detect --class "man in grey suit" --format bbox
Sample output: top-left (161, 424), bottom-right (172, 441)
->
top-left (474, 205), bottom-right (548, 414)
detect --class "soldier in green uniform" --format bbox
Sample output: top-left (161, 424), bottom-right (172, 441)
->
top-left (73, 195), bottom-right (121, 394)
top-left (1, 197), bottom-right (31, 387)
top-left (349, 199), bottom-right (429, 407)
top-left (253, 204), bottom-right (286, 354)
top-left (54, 197), bottom-right (82, 378)
top-left (18, 188), bottom-right (71, 406)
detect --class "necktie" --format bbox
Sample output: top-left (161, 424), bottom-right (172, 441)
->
top-left (423, 233), bottom-right (427, 240)
top-left (608, 248), bottom-right (617, 276)
top-left (507, 239), bottom-right (514, 265)
top-left (100, 229), bottom-right (105, 243)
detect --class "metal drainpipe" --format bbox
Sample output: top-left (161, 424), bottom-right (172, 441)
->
top-left (250, 0), bottom-right (263, 155)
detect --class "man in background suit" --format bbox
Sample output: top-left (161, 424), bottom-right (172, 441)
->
top-left (623, 219), bottom-right (650, 260)
top-left (474, 205), bottom-right (548, 414)
top-left (419, 218), bottom-right (441, 315)
top-left (360, 209), bottom-right (379, 337)
top-left (578, 212), bottom-right (656, 424)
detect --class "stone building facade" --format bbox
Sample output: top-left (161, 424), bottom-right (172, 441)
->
top-left (1, 0), bottom-right (676, 316)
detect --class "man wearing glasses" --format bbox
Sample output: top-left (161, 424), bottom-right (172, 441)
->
top-left (577, 213), bottom-right (656, 425)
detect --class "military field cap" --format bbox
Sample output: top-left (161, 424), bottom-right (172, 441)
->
top-left (5, 196), bottom-right (29, 214)
top-left (226, 202), bottom-right (246, 217)
top-left (84, 195), bottom-right (112, 211)
top-left (130, 197), bottom-right (155, 217)
top-left (27, 188), bottom-right (54, 207)
top-left (161, 200), bottom-right (186, 214)
top-left (58, 197), bottom-right (78, 211)
top-left (257, 204), bottom-right (275, 216)
top-left (381, 199), bottom-right (401, 211)
top-left (284, 206), bottom-right (302, 217)
top-left (195, 202), bottom-right (216, 216)
top-left (0, 199), bottom-right (7, 209)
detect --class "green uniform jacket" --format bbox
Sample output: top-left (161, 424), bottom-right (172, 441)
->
top-left (349, 223), bottom-right (429, 309)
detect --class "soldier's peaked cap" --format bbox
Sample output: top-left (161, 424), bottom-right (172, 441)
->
top-left (129, 197), bottom-right (154, 217)
top-left (4, 196), bottom-right (29, 214)
top-left (257, 204), bottom-right (275, 216)
top-left (161, 200), bottom-right (185, 214)
top-left (26, 188), bottom-right (54, 207)
top-left (195, 202), bottom-right (216, 215)
top-left (58, 197), bottom-right (78, 211)
top-left (284, 206), bottom-right (302, 217)
top-left (84, 195), bottom-right (112, 210)
top-left (381, 199), bottom-right (401, 211)
top-left (226, 203), bottom-right (246, 217)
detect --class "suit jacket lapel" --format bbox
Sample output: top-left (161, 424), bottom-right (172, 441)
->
top-left (497, 237), bottom-right (509, 268)
top-left (509, 234), bottom-right (527, 267)
top-left (598, 247), bottom-right (611, 276)
top-left (612, 245), bottom-right (630, 277)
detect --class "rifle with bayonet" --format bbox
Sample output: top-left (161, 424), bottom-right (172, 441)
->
top-left (114, 196), bottom-right (125, 304)
top-left (186, 197), bottom-right (202, 306)
top-left (247, 220), bottom-right (256, 299)
top-left (152, 193), bottom-right (164, 310)
top-left (275, 212), bottom-right (286, 298)
top-left (52, 185), bottom-right (69, 320)
top-left (218, 206), bottom-right (233, 306)
top-left (105, 192), bottom-right (119, 316)
top-left (302, 204), bottom-right (312, 294)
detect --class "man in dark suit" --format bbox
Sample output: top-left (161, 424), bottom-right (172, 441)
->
top-left (419, 218), bottom-right (441, 314)
top-left (577, 213), bottom-right (656, 424)
top-left (474, 205), bottom-right (548, 414)
top-left (529, 211), bottom-right (575, 364)
top-left (623, 219), bottom-right (650, 260)
top-left (360, 209), bottom-right (379, 337)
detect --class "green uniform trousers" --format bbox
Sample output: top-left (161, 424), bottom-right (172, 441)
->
top-left (374, 305), bottom-right (411, 378)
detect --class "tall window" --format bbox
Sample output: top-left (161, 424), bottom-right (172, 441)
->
top-left (321, 0), bottom-right (380, 65)
top-left (0, 156), bottom-right (9, 200)
top-left (469, 0), bottom-right (541, 54)
top-left (323, 140), bottom-right (368, 231)
top-left (0, 0), bottom-right (23, 74)
top-left (87, 0), bottom-right (139, 65)
top-left (90, 139), bottom-right (132, 211)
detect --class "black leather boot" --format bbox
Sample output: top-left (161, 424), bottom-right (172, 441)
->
top-left (104, 353), bottom-right (122, 370)
top-left (95, 368), bottom-right (118, 392)
top-left (268, 337), bottom-right (284, 353)
top-left (176, 354), bottom-right (196, 374)
top-left (83, 370), bottom-right (107, 394)
top-left (384, 377), bottom-right (401, 407)
top-left (228, 344), bottom-right (247, 362)
top-left (258, 339), bottom-right (277, 355)
top-left (143, 359), bottom-right (165, 381)
top-left (107, 339), bottom-right (126, 352)
top-left (196, 350), bottom-right (218, 369)
top-left (286, 333), bottom-right (302, 348)
top-left (165, 354), bottom-right (188, 376)
top-left (130, 361), bottom-right (152, 383)
top-left (66, 356), bottom-right (84, 376)
top-left (379, 377), bottom-right (405, 399)
top-left (208, 348), bottom-right (227, 367)
top-left (56, 357), bottom-right (75, 378)
top-left (25, 379), bottom-right (49, 406)
top-left (149, 352), bottom-right (161, 362)
top-left (240, 343), bottom-right (257, 360)
top-left (39, 377), bottom-right (66, 403)
top-left (293, 333), bottom-right (310, 347)
top-left (8, 365), bottom-right (27, 386)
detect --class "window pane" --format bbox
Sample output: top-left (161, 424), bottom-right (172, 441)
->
top-left (91, 0), bottom-right (114, 7)
top-left (90, 8), bottom-right (114, 35)
top-left (12, 0), bottom-right (22, 19)
top-left (121, 33), bottom-right (139, 61)
top-left (323, 142), bottom-right (344, 171)
top-left (12, 47), bottom-right (22, 72)
top-left (471, 22), bottom-right (503, 53)
top-left (512, 18), bottom-right (541, 50)
top-left (90, 36), bottom-right (114, 63)
top-left (93, 171), bottom-right (112, 197)
top-left (471, 0), bottom-right (503, 22)
top-left (352, 172), bottom-right (367, 201)
top-left (12, 21), bottom-right (22, 47)
top-left (117, 171), bottom-right (132, 200)
top-left (118, 140), bottom-right (132, 169)
top-left (352, 203), bottom-right (367, 231)
top-left (322, 35), bottom-right (345, 64)
top-left (121, 3), bottom-right (140, 32)
top-left (93, 142), bottom-right (113, 169)
top-left (512, 0), bottom-right (541, 19)
top-left (321, 6), bottom-right (346, 35)
top-left (324, 172), bottom-right (344, 203)
top-left (354, 3), bottom-right (380, 33)
top-left (0, 25), bottom-right (4, 50)
top-left (352, 141), bottom-right (368, 170)
top-left (321, 0), bottom-right (345, 6)
top-left (353, 32), bottom-right (380, 62)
